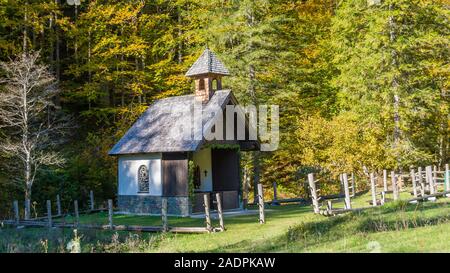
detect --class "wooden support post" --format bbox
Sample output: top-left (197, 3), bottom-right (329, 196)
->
top-left (339, 174), bottom-right (344, 195)
top-left (203, 193), bottom-right (212, 232)
top-left (46, 200), bottom-right (52, 228)
top-left (89, 190), bottom-right (95, 211)
top-left (433, 165), bottom-right (438, 188)
top-left (392, 171), bottom-right (399, 201)
top-left (343, 173), bottom-right (352, 209)
top-left (445, 164), bottom-right (450, 197)
top-left (108, 199), bottom-right (113, 229)
top-left (410, 169), bottom-right (418, 198)
top-left (271, 182), bottom-right (280, 206)
top-left (326, 200), bottom-right (333, 211)
top-left (161, 197), bottom-right (168, 232)
top-left (418, 166), bottom-right (425, 197)
top-left (257, 183), bottom-right (265, 224)
top-left (56, 194), bottom-right (62, 216)
top-left (380, 191), bottom-right (386, 205)
top-left (24, 199), bottom-right (30, 220)
top-left (383, 170), bottom-right (388, 192)
top-left (216, 193), bottom-right (225, 231)
top-left (74, 200), bottom-right (79, 227)
top-left (426, 166), bottom-right (436, 196)
top-left (370, 173), bottom-right (377, 207)
top-left (307, 173), bottom-right (320, 214)
top-left (13, 200), bottom-right (19, 225)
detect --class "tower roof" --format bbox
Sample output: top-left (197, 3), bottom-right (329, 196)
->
top-left (185, 48), bottom-right (230, 77)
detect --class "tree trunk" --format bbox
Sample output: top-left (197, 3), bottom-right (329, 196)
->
top-left (252, 151), bottom-right (260, 204)
top-left (389, 3), bottom-right (401, 166)
top-left (55, 0), bottom-right (60, 81)
top-left (23, 2), bottom-right (28, 52)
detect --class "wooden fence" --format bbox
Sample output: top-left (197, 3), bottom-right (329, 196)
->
top-left (308, 163), bottom-right (450, 216)
top-left (1, 191), bottom-right (225, 234)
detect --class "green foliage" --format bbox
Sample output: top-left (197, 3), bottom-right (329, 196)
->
top-left (0, 0), bottom-right (448, 216)
top-left (187, 160), bottom-right (195, 205)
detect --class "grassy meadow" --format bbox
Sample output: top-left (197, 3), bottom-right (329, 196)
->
top-left (1, 190), bottom-right (450, 253)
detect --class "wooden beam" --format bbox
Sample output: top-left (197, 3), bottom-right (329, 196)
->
top-left (391, 171), bottom-right (399, 200)
top-left (13, 200), bottom-right (19, 226)
top-left (426, 166), bottom-right (436, 199)
top-left (203, 193), bottom-right (212, 232)
top-left (307, 173), bottom-right (320, 213)
top-left (56, 194), bottom-right (62, 216)
top-left (410, 169), bottom-right (418, 198)
top-left (418, 166), bottom-right (425, 197)
top-left (74, 200), bottom-right (79, 227)
top-left (46, 200), bottom-right (52, 228)
top-left (90, 190), bottom-right (95, 211)
top-left (257, 183), bottom-right (265, 224)
top-left (370, 173), bottom-right (377, 207)
top-left (216, 193), bottom-right (225, 231)
top-left (342, 173), bottom-right (352, 209)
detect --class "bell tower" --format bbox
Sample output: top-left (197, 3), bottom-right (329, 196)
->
top-left (186, 47), bottom-right (230, 103)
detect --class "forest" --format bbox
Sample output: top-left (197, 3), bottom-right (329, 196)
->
top-left (0, 0), bottom-right (448, 218)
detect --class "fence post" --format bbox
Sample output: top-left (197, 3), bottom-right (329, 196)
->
top-left (426, 166), bottom-right (436, 197)
top-left (108, 199), bottom-right (113, 229)
top-left (342, 173), bottom-right (352, 209)
top-left (216, 193), bottom-right (225, 231)
top-left (47, 200), bottom-right (52, 228)
top-left (410, 169), bottom-right (418, 198)
top-left (24, 199), bottom-right (30, 220)
top-left (418, 166), bottom-right (425, 196)
top-left (271, 182), bottom-right (280, 206)
top-left (391, 171), bottom-right (399, 201)
top-left (257, 183), bottom-right (265, 224)
top-left (161, 197), bottom-right (168, 232)
top-left (380, 191), bottom-right (386, 205)
top-left (56, 194), bottom-right (62, 216)
top-left (370, 173), bottom-right (377, 207)
top-left (445, 164), bottom-right (450, 197)
top-left (13, 200), bottom-right (19, 226)
top-left (203, 193), bottom-right (212, 232)
top-left (326, 200), bottom-right (333, 212)
top-left (383, 169), bottom-right (388, 192)
top-left (74, 200), bottom-right (79, 227)
top-left (90, 190), bottom-right (95, 211)
top-left (307, 173), bottom-right (320, 213)
top-left (433, 165), bottom-right (438, 189)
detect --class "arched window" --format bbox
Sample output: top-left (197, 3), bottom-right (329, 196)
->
top-left (138, 165), bottom-right (149, 193)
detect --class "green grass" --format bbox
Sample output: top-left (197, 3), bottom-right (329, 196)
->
top-left (1, 190), bottom-right (450, 253)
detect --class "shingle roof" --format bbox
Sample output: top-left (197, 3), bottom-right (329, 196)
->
top-left (185, 48), bottom-right (230, 77)
top-left (108, 90), bottom-right (234, 155)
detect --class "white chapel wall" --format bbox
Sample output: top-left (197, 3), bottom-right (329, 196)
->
top-left (118, 153), bottom-right (162, 196)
